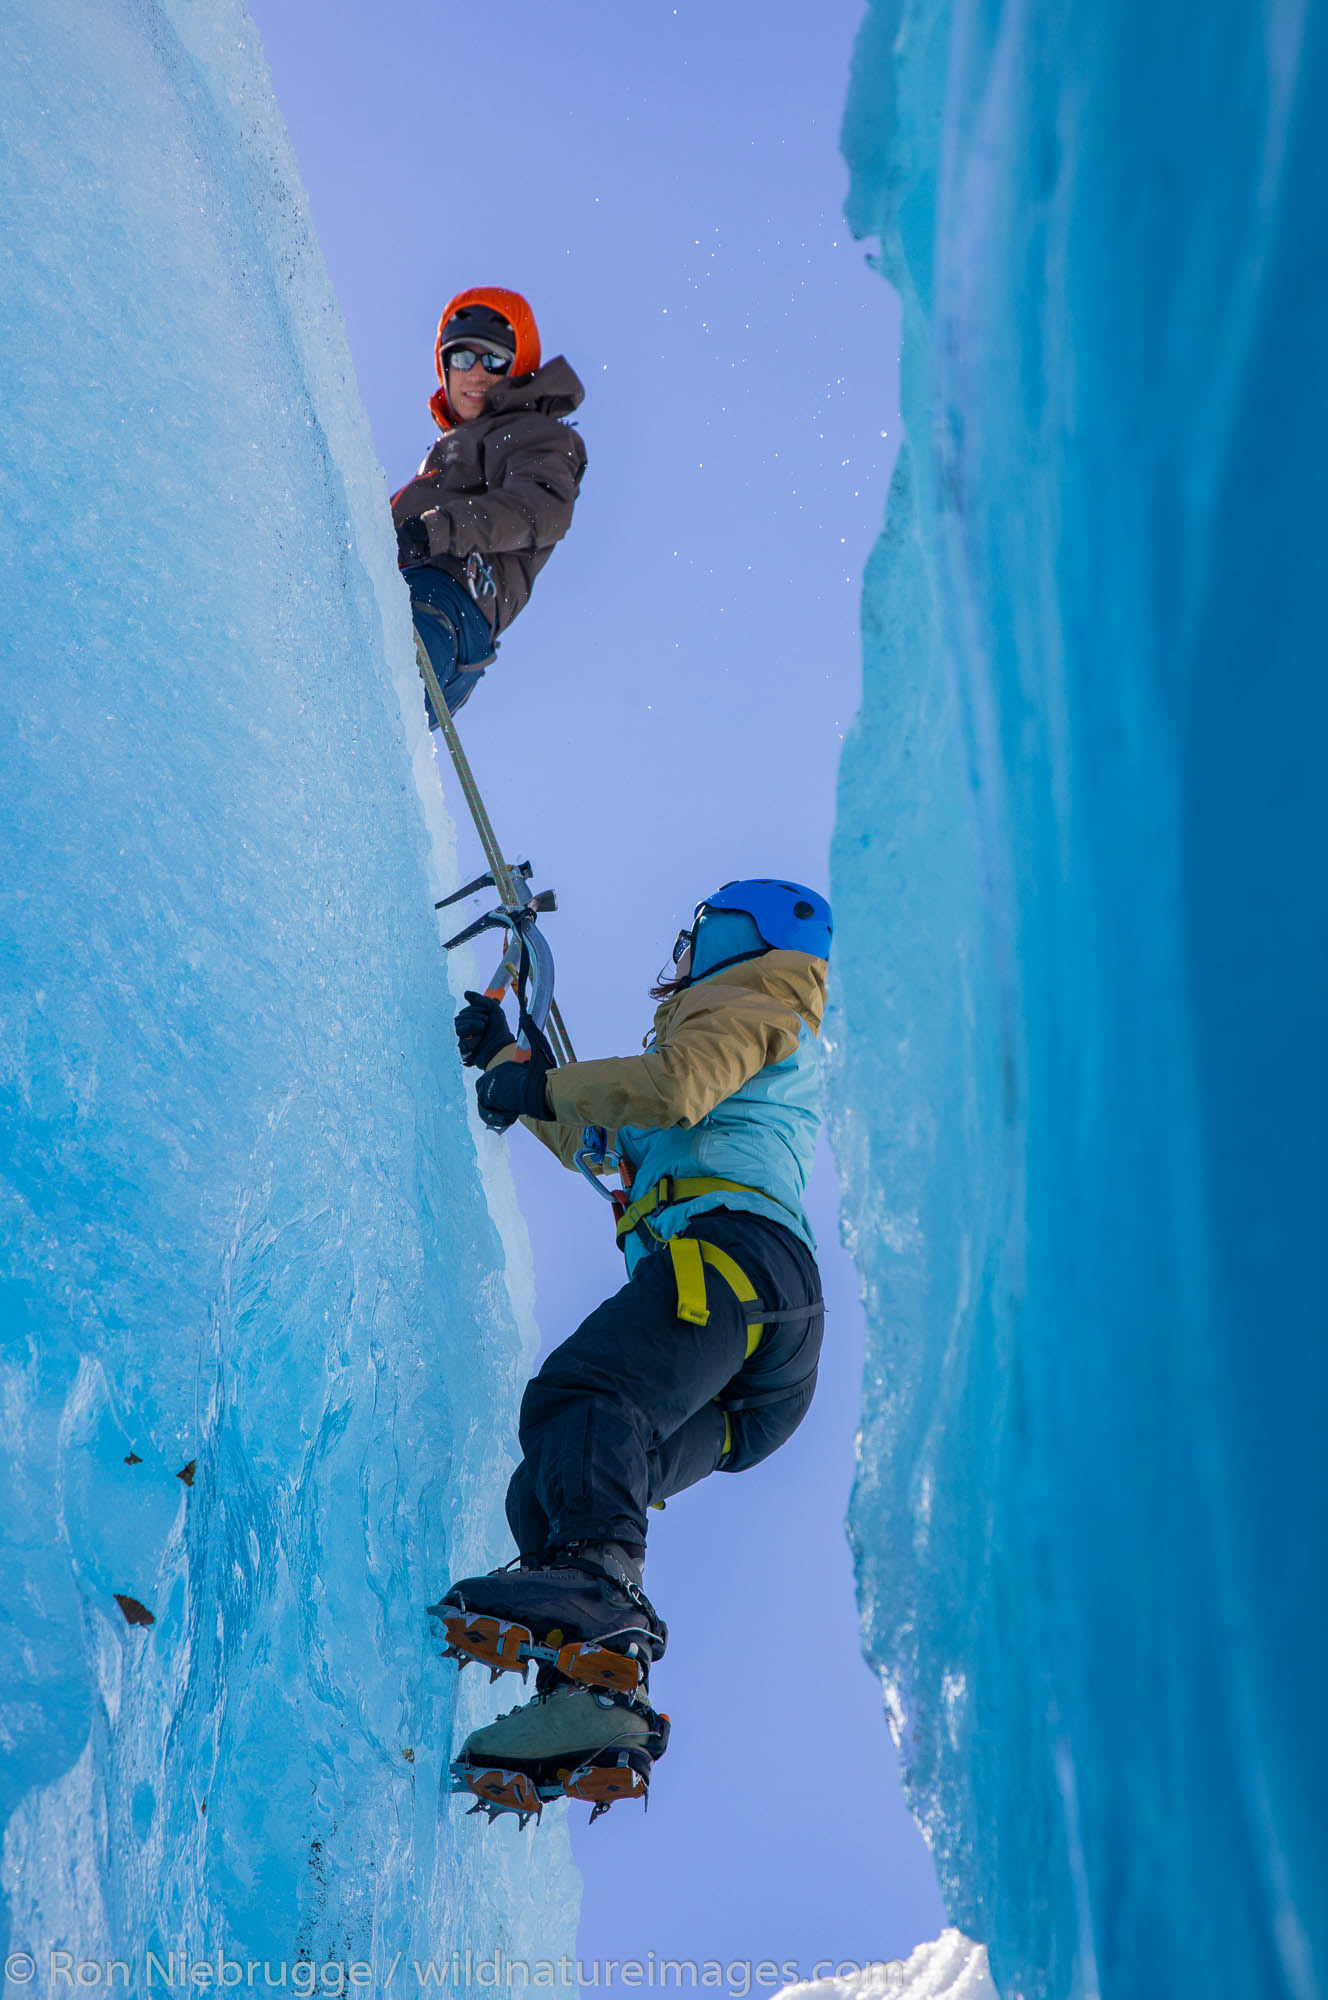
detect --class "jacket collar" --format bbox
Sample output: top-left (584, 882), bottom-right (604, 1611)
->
top-left (656, 949), bottom-right (827, 1036)
top-left (431, 356), bottom-right (584, 432)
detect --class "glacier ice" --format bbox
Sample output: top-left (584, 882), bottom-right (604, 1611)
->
top-left (0, 0), bottom-right (576, 1978)
top-left (830, 1), bottom-right (1328, 1997)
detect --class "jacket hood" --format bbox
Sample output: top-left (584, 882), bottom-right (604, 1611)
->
top-left (655, 948), bottom-right (827, 1037)
top-left (485, 356), bottom-right (584, 421)
top-left (430, 285), bottom-right (541, 431)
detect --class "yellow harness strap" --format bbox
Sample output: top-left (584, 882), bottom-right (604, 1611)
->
top-left (616, 1174), bottom-right (770, 1244)
top-left (668, 1237), bottom-right (711, 1326)
top-left (666, 1238), bottom-right (765, 1361)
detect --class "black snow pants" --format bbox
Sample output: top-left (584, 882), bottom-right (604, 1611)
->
top-left (505, 1208), bottom-right (824, 1553)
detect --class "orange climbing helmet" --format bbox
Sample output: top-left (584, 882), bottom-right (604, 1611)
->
top-left (429, 286), bottom-right (541, 431)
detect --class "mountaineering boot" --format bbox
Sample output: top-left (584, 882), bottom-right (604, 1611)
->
top-left (428, 1541), bottom-right (666, 1695)
top-left (464, 1680), bottom-right (663, 1763)
top-left (451, 1681), bottom-right (671, 1826)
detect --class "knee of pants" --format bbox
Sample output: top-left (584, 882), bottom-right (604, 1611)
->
top-left (646, 1402), bottom-right (729, 1507)
top-left (519, 1342), bottom-right (644, 1433)
top-left (445, 665), bottom-right (485, 713)
top-left (719, 1376), bottom-right (818, 1476)
top-left (411, 605), bottom-right (462, 718)
top-left (412, 606), bottom-right (459, 669)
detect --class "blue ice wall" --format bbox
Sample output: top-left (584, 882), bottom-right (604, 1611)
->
top-left (0, 0), bottom-right (575, 1979)
top-left (829, 2), bottom-right (1327, 1996)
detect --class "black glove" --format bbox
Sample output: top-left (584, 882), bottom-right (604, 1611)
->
top-left (475, 1055), bottom-right (554, 1133)
top-left (455, 990), bottom-right (516, 1070)
top-left (396, 515), bottom-right (430, 566)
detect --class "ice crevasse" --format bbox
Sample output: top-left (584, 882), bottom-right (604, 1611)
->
top-left (0, 0), bottom-right (578, 1973)
top-left (828, 1), bottom-right (1328, 1997)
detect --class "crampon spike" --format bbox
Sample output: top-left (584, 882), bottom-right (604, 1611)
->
top-left (433, 1604), bottom-right (649, 1691)
top-left (456, 1765), bottom-right (543, 1826)
top-left (465, 1799), bottom-right (537, 1831)
top-left (562, 1750), bottom-right (652, 1821)
top-left (436, 1610), bottom-right (532, 1682)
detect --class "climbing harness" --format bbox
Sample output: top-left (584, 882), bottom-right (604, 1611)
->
top-left (572, 1129), bottom-right (805, 1245)
top-left (663, 1235), bottom-right (822, 1344)
top-left (613, 1173), bottom-right (802, 1251)
top-left (418, 635), bottom-right (574, 1067)
top-left (660, 1234), bottom-right (824, 1465)
top-left (667, 1236), bottom-right (767, 1349)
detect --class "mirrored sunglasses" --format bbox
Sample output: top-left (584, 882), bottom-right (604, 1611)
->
top-left (445, 346), bottom-right (513, 376)
top-left (671, 926), bottom-right (694, 965)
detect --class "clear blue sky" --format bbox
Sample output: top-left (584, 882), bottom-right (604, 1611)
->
top-left (248, 0), bottom-right (946, 1975)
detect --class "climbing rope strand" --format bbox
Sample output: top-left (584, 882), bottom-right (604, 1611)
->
top-left (415, 636), bottom-right (576, 1069)
top-left (417, 643), bottom-right (517, 903)
top-left (546, 997), bottom-right (575, 1068)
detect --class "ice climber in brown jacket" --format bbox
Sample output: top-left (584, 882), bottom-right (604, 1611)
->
top-left (429, 879), bottom-right (833, 1823)
top-left (391, 284), bottom-right (586, 719)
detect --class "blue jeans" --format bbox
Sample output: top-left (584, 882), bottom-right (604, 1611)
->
top-left (403, 565), bottom-right (495, 720)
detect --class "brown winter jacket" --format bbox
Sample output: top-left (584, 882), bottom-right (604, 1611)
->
top-left (486, 952), bottom-right (828, 1173)
top-left (391, 357), bottom-right (587, 637)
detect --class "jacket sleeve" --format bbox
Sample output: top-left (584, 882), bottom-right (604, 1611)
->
top-left (542, 981), bottom-right (805, 1134)
top-left (392, 473), bottom-right (444, 523)
top-left (420, 424), bottom-right (586, 558)
top-left (480, 1046), bottom-right (615, 1174)
top-left (391, 444), bottom-right (446, 524)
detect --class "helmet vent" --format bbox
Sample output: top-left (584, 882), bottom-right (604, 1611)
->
top-left (793, 901), bottom-right (814, 920)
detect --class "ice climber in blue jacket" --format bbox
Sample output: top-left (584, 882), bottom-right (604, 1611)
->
top-left (429, 878), bottom-right (831, 1824)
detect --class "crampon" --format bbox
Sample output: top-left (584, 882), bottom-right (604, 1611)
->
top-left (451, 1745), bottom-right (659, 1829)
top-left (430, 1603), bottom-right (658, 1694)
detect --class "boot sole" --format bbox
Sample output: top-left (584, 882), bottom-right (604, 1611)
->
top-left (431, 1606), bottom-right (656, 1692)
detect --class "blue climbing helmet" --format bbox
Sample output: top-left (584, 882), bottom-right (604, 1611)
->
top-left (680, 878), bottom-right (833, 982)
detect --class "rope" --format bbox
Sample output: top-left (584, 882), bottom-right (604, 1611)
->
top-left (416, 635), bottom-right (576, 1067)
top-left (417, 640), bottom-right (517, 902)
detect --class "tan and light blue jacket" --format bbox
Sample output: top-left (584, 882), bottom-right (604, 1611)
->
top-left (491, 951), bottom-right (826, 1274)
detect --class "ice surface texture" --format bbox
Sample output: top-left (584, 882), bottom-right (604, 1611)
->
top-left (830, 1), bottom-right (1327, 1996)
top-left (0, 0), bottom-right (575, 1977)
